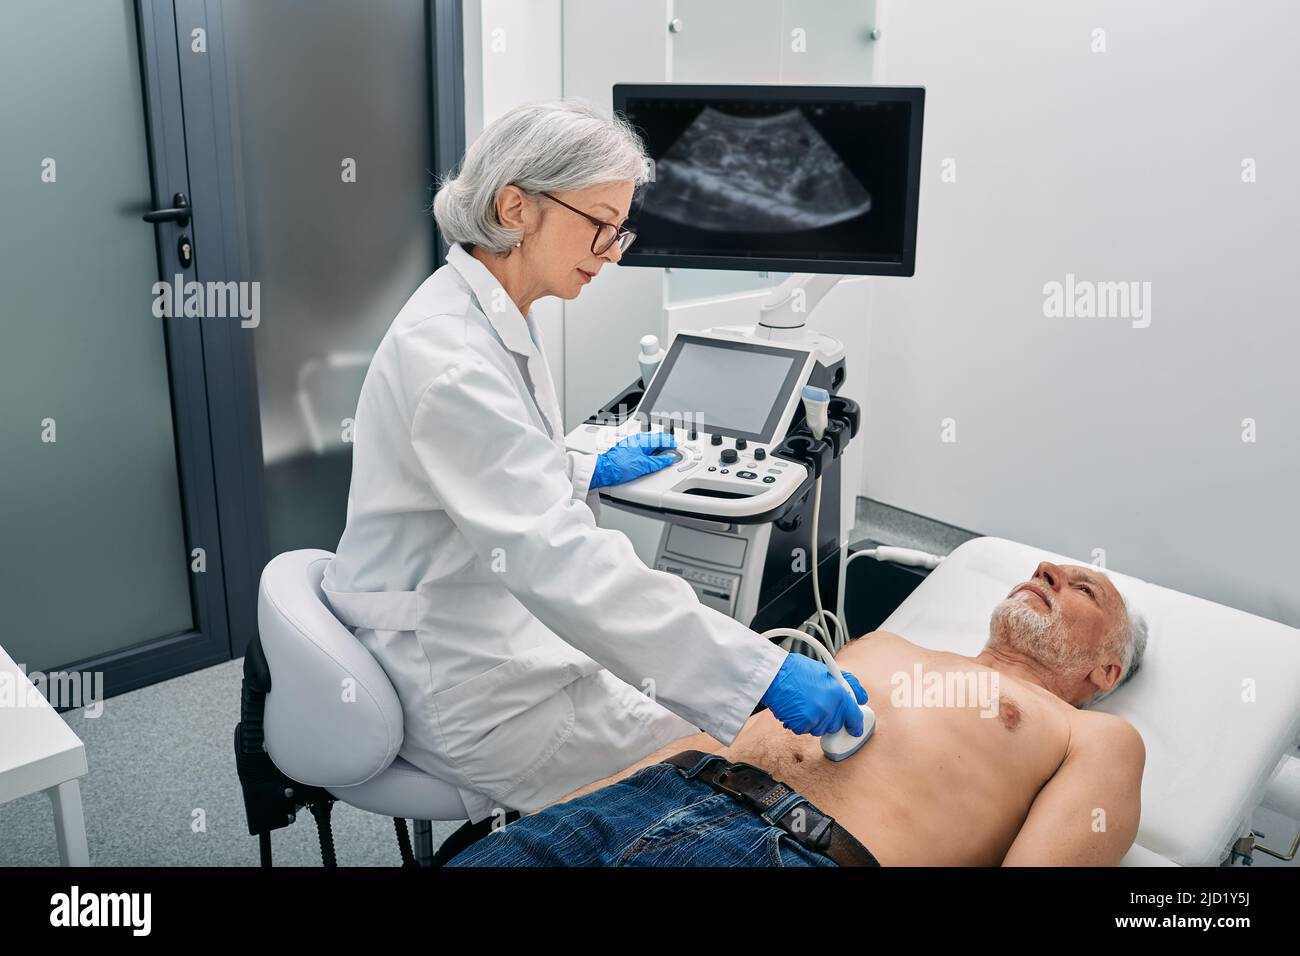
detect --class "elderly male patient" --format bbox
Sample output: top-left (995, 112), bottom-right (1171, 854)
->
top-left (447, 561), bottom-right (1149, 867)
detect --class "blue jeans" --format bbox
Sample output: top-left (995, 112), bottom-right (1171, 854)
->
top-left (445, 754), bottom-right (839, 867)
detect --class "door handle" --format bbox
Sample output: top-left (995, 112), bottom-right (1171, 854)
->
top-left (143, 192), bottom-right (191, 227)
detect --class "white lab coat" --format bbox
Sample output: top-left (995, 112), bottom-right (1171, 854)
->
top-left (322, 242), bottom-right (786, 822)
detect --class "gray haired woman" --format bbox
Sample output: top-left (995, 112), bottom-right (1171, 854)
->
top-left (322, 98), bottom-right (867, 863)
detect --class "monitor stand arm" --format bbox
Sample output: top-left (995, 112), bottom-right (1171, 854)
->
top-left (756, 273), bottom-right (845, 336)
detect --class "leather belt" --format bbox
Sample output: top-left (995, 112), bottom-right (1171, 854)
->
top-left (662, 750), bottom-right (880, 867)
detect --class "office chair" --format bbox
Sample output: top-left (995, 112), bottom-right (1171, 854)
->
top-left (235, 549), bottom-right (471, 866)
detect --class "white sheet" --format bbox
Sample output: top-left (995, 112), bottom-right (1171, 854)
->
top-left (876, 536), bottom-right (1300, 866)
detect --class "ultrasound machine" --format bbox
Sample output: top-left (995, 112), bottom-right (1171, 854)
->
top-left (564, 83), bottom-right (925, 665)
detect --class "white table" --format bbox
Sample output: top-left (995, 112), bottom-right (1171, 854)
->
top-left (0, 643), bottom-right (89, 865)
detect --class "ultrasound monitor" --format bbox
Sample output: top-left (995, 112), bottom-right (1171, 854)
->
top-left (613, 84), bottom-right (924, 276)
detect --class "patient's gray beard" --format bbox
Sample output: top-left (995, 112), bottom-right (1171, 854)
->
top-left (990, 598), bottom-right (1092, 677)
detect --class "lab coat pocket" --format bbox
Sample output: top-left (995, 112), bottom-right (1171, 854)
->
top-left (430, 643), bottom-right (600, 800)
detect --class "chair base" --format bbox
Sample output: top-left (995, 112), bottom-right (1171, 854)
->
top-left (235, 634), bottom-right (447, 866)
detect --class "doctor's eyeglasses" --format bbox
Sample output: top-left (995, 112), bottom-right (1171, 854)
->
top-left (540, 192), bottom-right (637, 255)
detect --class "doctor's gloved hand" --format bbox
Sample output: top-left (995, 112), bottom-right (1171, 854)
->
top-left (589, 432), bottom-right (678, 490)
top-left (761, 653), bottom-right (869, 737)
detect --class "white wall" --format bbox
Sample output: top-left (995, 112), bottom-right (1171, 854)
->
top-left (868, 0), bottom-right (1300, 624)
top-left (670, 0), bottom-right (879, 84)
top-left (559, 0), bottom-right (675, 432)
top-left (462, 0), bottom-right (567, 391)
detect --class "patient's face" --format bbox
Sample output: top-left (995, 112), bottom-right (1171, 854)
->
top-left (989, 562), bottom-right (1126, 684)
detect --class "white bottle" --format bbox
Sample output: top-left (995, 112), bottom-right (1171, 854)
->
top-left (638, 334), bottom-right (666, 388)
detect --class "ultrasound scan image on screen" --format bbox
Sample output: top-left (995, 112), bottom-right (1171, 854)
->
top-left (620, 92), bottom-right (917, 268)
top-left (650, 107), bottom-right (872, 233)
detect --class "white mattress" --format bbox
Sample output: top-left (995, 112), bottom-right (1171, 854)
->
top-left (876, 536), bottom-right (1300, 866)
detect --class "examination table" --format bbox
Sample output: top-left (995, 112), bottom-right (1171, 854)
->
top-left (879, 537), bottom-right (1300, 866)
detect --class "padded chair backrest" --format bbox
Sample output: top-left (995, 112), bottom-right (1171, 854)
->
top-left (257, 549), bottom-right (403, 788)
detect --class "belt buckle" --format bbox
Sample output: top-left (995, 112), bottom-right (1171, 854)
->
top-left (712, 764), bottom-right (789, 816)
top-left (709, 763), bottom-right (752, 802)
top-left (714, 763), bottom-right (835, 855)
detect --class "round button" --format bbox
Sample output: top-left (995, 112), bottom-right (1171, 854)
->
top-left (720, 448), bottom-right (738, 464)
top-left (707, 466), bottom-right (717, 472)
top-left (720, 469), bottom-right (729, 475)
top-left (762, 476), bottom-right (776, 483)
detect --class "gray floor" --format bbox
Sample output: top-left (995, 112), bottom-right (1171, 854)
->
top-left (0, 657), bottom-right (462, 866)
top-left (851, 496), bottom-right (983, 555)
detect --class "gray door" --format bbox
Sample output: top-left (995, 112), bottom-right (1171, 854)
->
top-left (0, 0), bottom-right (230, 692)
top-left (174, 0), bottom-right (464, 659)
top-left (218, 0), bottom-right (437, 559)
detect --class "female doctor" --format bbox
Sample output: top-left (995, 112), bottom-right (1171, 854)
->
top-left (322, 99), bottom-right (866, 855)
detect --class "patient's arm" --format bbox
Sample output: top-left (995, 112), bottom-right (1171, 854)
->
top-left (1002, 715), bottom-right (1145, 866)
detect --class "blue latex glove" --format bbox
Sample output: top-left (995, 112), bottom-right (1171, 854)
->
top-left (761, 653), bottom-right (869, 737)
top-left (590, 431), bottom-right (678, 490)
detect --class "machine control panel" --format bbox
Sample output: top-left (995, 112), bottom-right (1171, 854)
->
top-left (564, 329), bottom-right (830, 520)
top-left (566, 418), bottom-right (806, 519)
